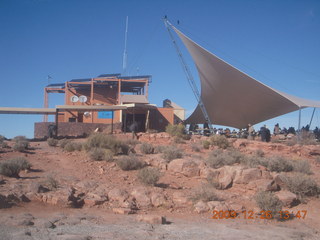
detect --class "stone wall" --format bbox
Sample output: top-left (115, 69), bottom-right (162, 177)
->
top-left (34, 122), bottom-right (121, 139)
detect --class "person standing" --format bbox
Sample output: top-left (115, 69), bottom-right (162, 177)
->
top-left (129, 121), bottom-right (138, 139)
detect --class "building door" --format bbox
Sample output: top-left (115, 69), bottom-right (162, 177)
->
top-left (124, 113), bottom-right (146, 132)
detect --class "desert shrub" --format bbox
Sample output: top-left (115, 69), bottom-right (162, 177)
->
top-left (59, 138), bottom-right (71, 148)
top-left (89, 148), bottom-right (114, 161)
top-left (44, 175), bottom-right (59, 190)
top-left (283, 173), bottom-right (319, 199)
top-left (161, 146), bottom-right (183, 161)
top-left (266, 156), bottom-right (293, 172)
top-left (315, 157), bottom-right (320, 164)
top-left (202, 140), bottom-right (210, 149)
top-left (125, 139), bottom-right (140, 146)
top-left (292, 160), bottom-right (312, 175)
top-left (140, 143), bottom-right (154, 154)
top-left (210, 135), bottom-right (229, 149)
top-left (116, 156), bottom-right (145, 171)
top-left (206, 149), bottom-right (243, 168)
top-left (0, 157), bottom-right (31, 178)
top-left (64, 142), bottom-right (83, 152)
top-left (190, 184), bottom-right (220, 203)
top-left (138, 167), bottom-right (161, 186)
top-left (12, 136), bottom-right (29, 152)
top-left (0, 135), bottom-right (7, 148)
top-left (173, 136), bottom-right (185, 144)
top-left (154, 145), bottom-right (167, 154)
top-left (191, 144), bottom-right (201, 152)
top-left (240, 155), bottom-right (268, 168)
top-left (84, 133), bottom-right (129, 155)
top-left (165, 124), bottom-right (185, 137)
top-left (255, 191), bottom-right (282, 217)
top-left (255, 149), bottom-right (265, 157)
top-left (47, 138), bottom-right (58, 147)
top-left (181, 134), bottom-right (191, 140)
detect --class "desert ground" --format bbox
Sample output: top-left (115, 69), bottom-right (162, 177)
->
top-left (1, 132), bottom-right (320, 240)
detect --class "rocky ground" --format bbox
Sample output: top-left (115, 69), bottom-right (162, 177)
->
top-left (1, 132), bottom-right (320, 240)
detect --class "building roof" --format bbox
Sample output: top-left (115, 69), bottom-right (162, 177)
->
top-left (0, 107), bottom-right (56, 115)
top-left (120, 95), bottom-right (149, 104)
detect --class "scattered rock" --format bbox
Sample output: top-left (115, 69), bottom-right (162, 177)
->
top-left (150, 192), bottom-right (167, 207)
top-left (131, 188), bottom-right (151, 208)
top-left (275, 190), bottom-right (299, 207)
top-left (108, 189), bottom-right (129, 203)
top-left (112, 207), bottom-right (134, 214)
top-left (168, 159), bottom-right (200, 177)
top-left (207, 201), bottom-right (221, 210)
top-left (172, 191), bottom-right (191, 207)
top-left (234, 168), bottom-right (262, 184)
top-left (194, 200), bottom-right (209, 213)
top-left (136, 215), bottom-right (166, 224)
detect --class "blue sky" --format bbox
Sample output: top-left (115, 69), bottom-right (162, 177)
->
top-left (0, 0), bottom-right (319, 138)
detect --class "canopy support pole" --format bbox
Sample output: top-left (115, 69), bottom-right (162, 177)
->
top-left (309, 107), bottom-right (316, 129)
top-left (298, 107), bottom-right (302, 143)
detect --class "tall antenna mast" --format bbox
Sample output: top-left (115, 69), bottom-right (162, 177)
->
top-left (122, 16), bottom-right (128, 76)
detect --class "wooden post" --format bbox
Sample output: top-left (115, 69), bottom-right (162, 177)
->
top-left (111, 111), bottom-right (114, 134)
top-left (43, 88), bottom-right (48, 122)
top-left (90, 78), bottom-right (94, 123)
top-left (55, 109), bottom-right (59, 137)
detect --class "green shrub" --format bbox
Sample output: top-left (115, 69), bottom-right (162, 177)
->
top-left (210, 135), bottom-right (229, 149)
top-left (292, 160), bottom-right (312, 175)
top-left (267, 156), bottom-right (293, 172)
top-left (202, 140), bottom-right (210, 149)
top-left (140, 143), bottom-right (154, 154)
top-left (89, 148), bottom-right (114, 161)
top-left (64, 142), bottom-right (83, 152)
top-left (138, 167), bottom-right (161, 186)
top-left (0, 157), bottom-right (31, 178)
top-left (206, 149), bottom-right (243, 168)
top-left (283, 173), bottom-right (319, 199)
top-left (12, 136), bottom-right (29, 152)
top-left (255, 191), bottom-right (282, 217)
top-left (165, 124), bottom-right (185, 137)
top-left (162, 146), bottom-right (183, 161)
top-left (47, 138), bottom-right (58, 147)
top-left (116, 156), bottom-right (145, 171)
top-left (190, 184), bottom-right (220, 203)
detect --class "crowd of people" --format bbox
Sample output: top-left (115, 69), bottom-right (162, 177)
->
top-left (187, 123), bottom-right (320, 142)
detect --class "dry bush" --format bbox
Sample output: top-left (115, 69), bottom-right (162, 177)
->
top-left (137, 167), bottom-right (160, 186)
top-left (240, 155), bottom-right (267, 168)
top-left (283, 173), bottom-right (319, 200)
top-left (190, 183), bottom-right (220, 203)
top-left (0, 157), bottom-right (31, 178)
top-left (266, 156), bottom-right (293, 172)
top-left (202, 140), bottom-right (210, 149)
top-left (173, 136), bottom-right (186, 144)
top-left (191, 144), bottom-right (201, 152)
top-left (206, 149), bottom-right (243, 168)
top-left (89, 148), bottom-right (114, 161)
top-left (165, 124), bottom-right (185, 137)
top-left (140, 143), bottom-right (154, 154)
top-left (12, 136), bottom-right (29, 152)
top-left (64, 142), bottom-right (83, 152)
top-left (210, 135), bottom-right (229, 149)
top-left (0, 135), bottom-right (8, 148)
top-left (44, 175), bottom-right (59, 190)
top-left (292, 160), bottom-right (312, 175)
top-left (315, 157), bottom-right (320, 164)
top-left (47, 138), bottom-right (58, 147)
top-left (59, 138), bottom-right (71, 148)
top-left (84, 133), bottom-right (129, 155)
top-left (255, 149), bottom-right (265, 157)
top-left (255, 191), bottom-right (282, 217)
top-left (161, 146), bottom-right (183, 162)
top-left (154, 145), bottom-right (167, 154)
top-left (116, 156), bottom-right (145, 171)
top-left (125, 139), bottom-right (140, 146)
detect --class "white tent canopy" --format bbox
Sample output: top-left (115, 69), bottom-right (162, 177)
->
top-left (173, 26), bottom-right (320, 129)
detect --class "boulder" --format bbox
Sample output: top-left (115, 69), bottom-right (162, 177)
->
top-left (172, 191), bottom-right (192, 207)
top-left (112, 208), bottom-right (134, 214)
top-left (275, 190), bottom-right (299, 207)
top-left (207, 201), bottom-right (221, 210)
top-left (234, 168), bottom-right (262, 184)
top-left (131, 188), bottom-right (151, 208)
top-left (168, 159), bottom-right (200, 177)
top-left (274, 174), bottom-right (287, 189)
top-left (217, 166), bottom-right (242, 189)
top-left (255, 179), bottom-right (280, 192)
top-left (108, 189), bottom-right (129, 203)
top-left (136, 215), bottom-right (166, 224)
top-left (150, 192), bottom-right (167, 207)
top-left (194, 201), bottom-right (210, 213)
